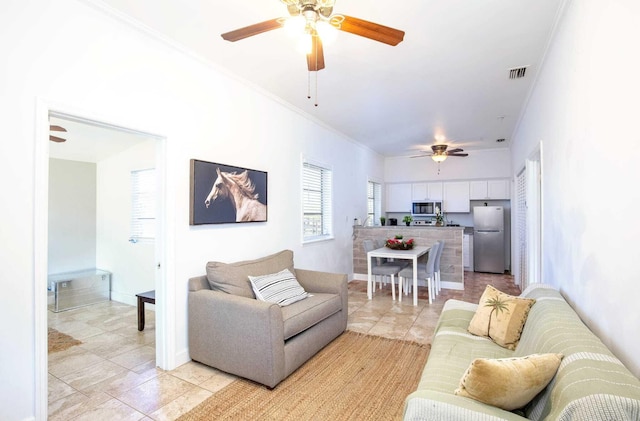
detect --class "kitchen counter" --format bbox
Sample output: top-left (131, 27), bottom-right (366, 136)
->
top-left (358, 225), bottom-right (463, 229)
top-left (352, 226), bottom-right (464, 290)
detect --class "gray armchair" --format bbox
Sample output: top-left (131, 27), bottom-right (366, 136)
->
top-left (188, 250), bottom-right (348, 388)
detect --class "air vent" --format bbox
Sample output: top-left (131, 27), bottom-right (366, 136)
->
top-left (496, 138), bottom-right (506, 143)
top-left (508, 66), bottom-right (528, 79)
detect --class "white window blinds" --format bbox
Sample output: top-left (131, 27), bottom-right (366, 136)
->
top-left (302, 161), bottom-right (333, 241)
top-left (367, 181), bottom-right (382, 226)
top-left (130, 168), bottom-right (156, 244)
top-left (516, 168), bottom-right (527, 288)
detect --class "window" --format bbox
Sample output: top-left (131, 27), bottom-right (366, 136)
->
top-left (130, 168), bottom-right (156, 244)
top-left (367, 181), bottom-right (382, 226)
top-left (302, 161), bottom-right (333, 242)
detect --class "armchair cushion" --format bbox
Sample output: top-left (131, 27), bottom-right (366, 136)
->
top-left (249, 268), bottom-right (309, 306)
top-left (281, 293), bottom-right (342, 340)
top-left (206, 249), bottom-right (296, 298)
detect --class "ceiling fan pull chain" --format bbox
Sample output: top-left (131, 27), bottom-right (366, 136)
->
top-left (315, 70), bottom-right (318, 107)
top-left (307, 70), bottom-right (311, 100)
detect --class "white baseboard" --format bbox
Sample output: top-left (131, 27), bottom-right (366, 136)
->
top-left (441, 281), bottom-right (464, 290)
top-left (110, 291), bottom-right (155, 311)
top-left (175, 348), bottom-right (191, 368)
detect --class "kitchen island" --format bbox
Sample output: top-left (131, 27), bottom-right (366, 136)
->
top-left (353, 225), bottom-right (464, 290)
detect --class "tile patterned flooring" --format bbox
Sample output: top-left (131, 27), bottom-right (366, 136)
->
top-left (48, 271), bottom-right (519, 420)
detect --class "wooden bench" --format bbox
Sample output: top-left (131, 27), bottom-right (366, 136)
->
top-left (135, 290), bottom-right (155, 331)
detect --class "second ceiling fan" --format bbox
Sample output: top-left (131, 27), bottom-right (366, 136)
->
top-left (412, 144), bottom-right (469, 162)
top-left (50, 125), bottom-right (67, 143)
top-left (221, 0), bottom-right (405, 72)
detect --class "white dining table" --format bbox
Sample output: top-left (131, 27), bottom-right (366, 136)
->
top-left (366, 245), bottom-right (430, 306)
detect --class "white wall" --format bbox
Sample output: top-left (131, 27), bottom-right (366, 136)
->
top-left (511, 0), bottom-right (640, 377)
top-left (96, 140), bottom-right (156, 306)
top-left (48, 159), bottom-right (97, 274)
top-left (0, 1), bottom-right (383, 419)
top-left (384, 148), bottom-right (511, 183)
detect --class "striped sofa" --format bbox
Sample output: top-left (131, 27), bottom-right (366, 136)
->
top-left (404, 284), bottom-right (640, 420)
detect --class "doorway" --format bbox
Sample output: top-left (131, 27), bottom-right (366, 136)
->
top-left (34, 104), bottom-right (170, 420)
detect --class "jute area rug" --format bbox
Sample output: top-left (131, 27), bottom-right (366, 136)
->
top-left (178, 331), bottom-right (430, 421)
top-left (48, 327), bottom-right (82, 353)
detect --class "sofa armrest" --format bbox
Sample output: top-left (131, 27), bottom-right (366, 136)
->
top-left (188, 289), bottom-right (285, 387)
top-left (295, 269), bottom-right (348, 311)
top-left (295, 268), bottom-right (346, 294)
top-left (188, 275), bottom-right (209, 292)
top-left (404, 391), bottom-right (526, 421)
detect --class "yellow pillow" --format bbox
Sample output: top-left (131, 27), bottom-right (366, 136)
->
top-left (468, 285), bottom-right (535, 350)
top-left (455, 353), bottom-right (563, 411)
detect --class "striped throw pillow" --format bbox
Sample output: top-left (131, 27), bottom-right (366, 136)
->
top-left (248, 269), bottom-right (309, 306)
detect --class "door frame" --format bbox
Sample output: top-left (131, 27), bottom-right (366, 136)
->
top-left (34, 98), bottom-right (174, 420)
top-left (526, 145), bottom-right (543, 286)
top-left (513, 143), bottom-right (543, 291)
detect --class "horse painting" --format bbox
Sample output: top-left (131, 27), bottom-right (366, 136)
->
top-left (204, 167), bottom-right (267, 222)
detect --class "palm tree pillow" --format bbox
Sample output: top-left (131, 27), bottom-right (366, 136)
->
top-left (468, 285), bottom-right (535, 350)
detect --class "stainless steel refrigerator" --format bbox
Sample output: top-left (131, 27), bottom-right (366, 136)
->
top-left (473, 206), bottom-right (505, 273)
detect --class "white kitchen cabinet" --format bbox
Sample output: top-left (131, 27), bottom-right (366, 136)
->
top-left (411, 182), bottom-right (443, 201)
top-left (470, 179), bottom-right (510, 200)
top-left (443, 181), bottom-right (470, 213)
top-left (386, 183), bottom-right (412, 212)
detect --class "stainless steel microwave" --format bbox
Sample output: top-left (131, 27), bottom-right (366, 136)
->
top-left (411, 201), bottom-right (442, 216)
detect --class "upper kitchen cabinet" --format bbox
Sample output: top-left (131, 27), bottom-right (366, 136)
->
top-left (470, 179), bottom-right (510, 200)
top-left (386, 183), bottom-right (412, 212)
top-left (443, 181), bottom-right (470, 213)
top-left (411, 182), bottom-right (443, 201)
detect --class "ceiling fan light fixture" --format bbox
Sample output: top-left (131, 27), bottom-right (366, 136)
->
top-left (316, 20), bottom-right (337, 44)
top-left (284, 15), bottom-right (306, 37)
top-left (297, 32), bottom-right (314, 54)
top-left (432, 153), bottom-right (447, 163)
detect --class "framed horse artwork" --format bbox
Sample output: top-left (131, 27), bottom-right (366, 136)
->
top-left (190, 159), bottom-right (267, 225)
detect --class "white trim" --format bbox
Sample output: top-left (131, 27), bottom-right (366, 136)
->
top-left (526, 145), bottom-right (542, 285)
top-left (34, 99), bottom-right (49, 421)
top-left (34, 99), bottom-right (173, 420)
top-left (440, 281), bottom-right (464, 291)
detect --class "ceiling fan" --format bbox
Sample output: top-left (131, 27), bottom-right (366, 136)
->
top-left (50, 125), bottom-right (67, 143)
top-left (220, 0), bottom-right (405, 72)
top-left (411, 144), bottom-right (469, 163)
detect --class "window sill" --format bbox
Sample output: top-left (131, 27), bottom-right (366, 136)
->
top-left (302, 235), bottom-right (334, 245)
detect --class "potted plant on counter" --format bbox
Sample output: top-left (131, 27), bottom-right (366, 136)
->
top-left (402, 215), bottom-right (413, 226)
top-left (380, 216), bottom-right (386, 226)
top-left (435, 207), bottom-right (444, 226)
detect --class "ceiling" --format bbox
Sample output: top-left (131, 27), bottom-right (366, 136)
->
top-left (49, 115), bottom-right (154, 163)
top-left (96, 0), bottom-right (563, 157)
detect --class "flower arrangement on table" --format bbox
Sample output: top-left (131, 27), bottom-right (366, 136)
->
top-left (385, 237), bottom-right (415, 250)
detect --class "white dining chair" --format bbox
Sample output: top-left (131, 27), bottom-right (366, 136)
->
top-left (363, 239), bottom-right (404, 300)
top-left (398, 241), bottom-right (440, 304)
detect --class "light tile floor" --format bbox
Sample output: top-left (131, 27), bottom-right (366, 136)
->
top-left (48, 271), bottom-right (518, 420)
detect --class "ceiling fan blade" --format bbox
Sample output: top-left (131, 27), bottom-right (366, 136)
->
top-left (409, 154), bottom-right (429, 158)
top-left (221, 19), bottom-right (283, 42)
top-left (49, 135), bottom-right (66, 143)
top-left (50, 125), bottom-right (67, 132)
top-left (307, 35), bottom-right (325, 71)
top-left (338, 15), bottom-right (405, 46)
top-left (446, 148), bottom-right (463, 154)
top-left (448, 153), bottom-right (469, 157)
